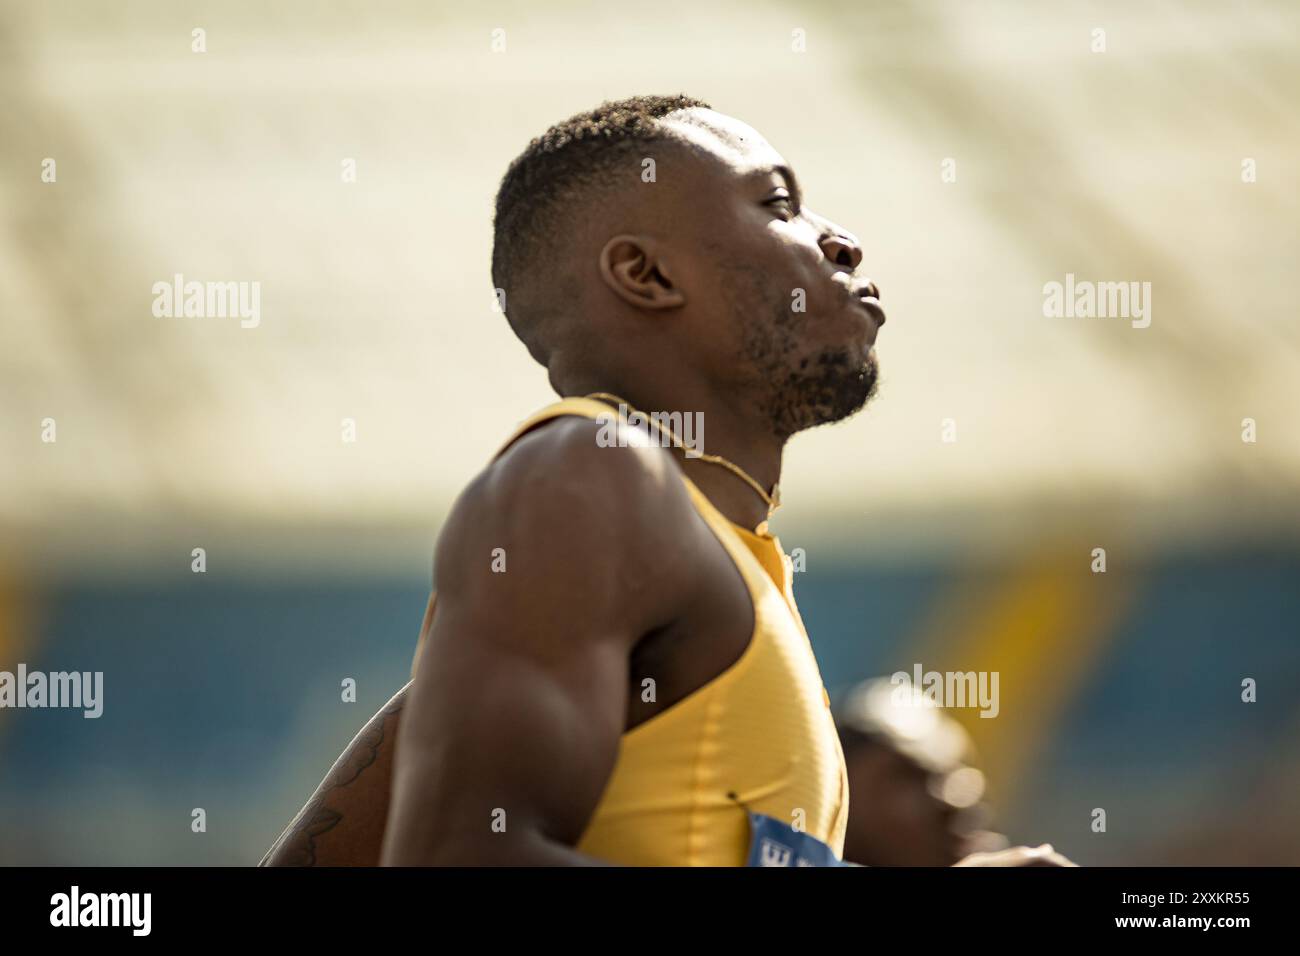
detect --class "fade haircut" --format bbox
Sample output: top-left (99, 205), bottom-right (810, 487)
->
top-left (490, 94), bottom-right (710, 365)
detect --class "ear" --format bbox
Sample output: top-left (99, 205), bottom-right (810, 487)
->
top-left (598, 235), bottom-right (686, 310)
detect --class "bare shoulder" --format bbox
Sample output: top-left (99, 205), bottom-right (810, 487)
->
top-left (472, 413), bottom-right (692, 538)
top-left (432, 413), bottom-right (705, 636)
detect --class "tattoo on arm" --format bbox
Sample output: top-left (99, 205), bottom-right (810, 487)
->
top-left (258, 686), bottom-right (407, 866)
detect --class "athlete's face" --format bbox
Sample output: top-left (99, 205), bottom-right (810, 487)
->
top-left (842, 740), bottom-right (980, 867)
top-left (660, 108), bottom-right (885, 438)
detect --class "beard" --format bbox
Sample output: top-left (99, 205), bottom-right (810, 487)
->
top-left (731, 272), bottom-right (880, 439)
top-left (764, 345), bottom-right (878, 438)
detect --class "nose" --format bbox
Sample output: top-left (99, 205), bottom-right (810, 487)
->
top-left (818, 227), bottom-right (863, 271)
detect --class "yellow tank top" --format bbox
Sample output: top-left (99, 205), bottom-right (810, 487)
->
top-left (415, 398), bottom-right (850, 865)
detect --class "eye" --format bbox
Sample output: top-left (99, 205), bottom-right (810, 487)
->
top-left (764, 191), bottom-right (797, 219)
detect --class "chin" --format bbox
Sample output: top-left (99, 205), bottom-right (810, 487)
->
top-left (768, 348), bottom-right (879, 437)
top-left (822, 348), bottom-right (879, 420)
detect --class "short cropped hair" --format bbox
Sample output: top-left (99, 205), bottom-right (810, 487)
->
top-left (490, 94), bottom-right (710, 363)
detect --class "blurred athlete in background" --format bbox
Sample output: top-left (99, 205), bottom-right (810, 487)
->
top-left (836, 678), bottom-right (1018, 866)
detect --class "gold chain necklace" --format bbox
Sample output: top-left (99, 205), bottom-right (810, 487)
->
top-left (583, 392), bottom-right (781, 515)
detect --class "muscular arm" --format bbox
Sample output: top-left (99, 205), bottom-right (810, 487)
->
top-left (381, 417), bottom-right (698, 866)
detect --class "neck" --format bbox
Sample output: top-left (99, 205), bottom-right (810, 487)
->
top-left (577, 378), bottom-right (785, 532)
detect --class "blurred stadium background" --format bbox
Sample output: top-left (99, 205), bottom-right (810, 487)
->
top-left (2, 0), bottom-right (1298, 864)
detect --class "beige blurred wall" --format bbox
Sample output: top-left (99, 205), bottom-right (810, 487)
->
top-left (3, 0), bottom-right (1298, 570)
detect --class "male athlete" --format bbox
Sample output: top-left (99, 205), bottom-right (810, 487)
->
top-left (261, 95), bottom-right (1071, 867)
top-left (835, 678), bottom-right (1014, 866)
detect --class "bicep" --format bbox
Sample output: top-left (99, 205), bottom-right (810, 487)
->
top-left (390, 597), bottom-right (628, 860)
top-left (383, 467), bottom-right (645, 862)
